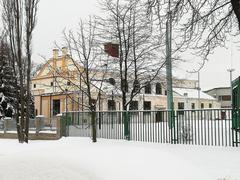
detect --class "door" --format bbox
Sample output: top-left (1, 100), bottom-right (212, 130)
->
top-left (53, 99), bottom-right (61, 116)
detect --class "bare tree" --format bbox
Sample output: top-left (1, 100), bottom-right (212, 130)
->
top-left (98, 0), bottom-right (166, 111)
top-left (48, 18), bottom-right (107, 142)
top-left (147, 0), bottom-right (240, 64)
top-left (1, 0), bottom-right (39, 143)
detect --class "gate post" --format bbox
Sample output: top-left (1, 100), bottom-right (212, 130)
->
top-left (124, 111), bottom-right (130, 140)
top-left (60, 113), bottom-right (68, 137)
top-left (231, 76), bottom-right (240, 147)
top-left (169, 110), bottom-right (176, 144)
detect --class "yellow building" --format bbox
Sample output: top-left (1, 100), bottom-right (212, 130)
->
top-left (32, 48), bottom-right (82, 121)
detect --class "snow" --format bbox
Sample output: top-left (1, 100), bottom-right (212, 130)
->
top-left (36, 115), bottom-right (45, 118)
top-left (0, 130), bottom-right (57, 134)
top-left (0, 138), bottom-right (239, 180)
top-left (173, 87), bottom-right (216, 100)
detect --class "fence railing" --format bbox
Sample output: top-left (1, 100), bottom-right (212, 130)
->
top-left (63, 109), bottom-right (240, 147)
top-left (0, 116), bottom-right (58, 133)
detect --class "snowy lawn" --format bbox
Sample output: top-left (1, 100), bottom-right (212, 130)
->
top-left (0, 138), bottom-right (239, 180)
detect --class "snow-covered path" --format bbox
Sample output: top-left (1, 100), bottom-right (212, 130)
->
top-left (0, 138), bottom-right (239, 180)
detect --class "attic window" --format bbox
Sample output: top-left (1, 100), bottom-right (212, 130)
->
top-left (67, 81), bottom-right (71, 86)
top-left (183, 93), bottom-right (188, 97)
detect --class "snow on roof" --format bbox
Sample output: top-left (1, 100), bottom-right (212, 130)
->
top-left (173, 88), bottom-right (215, 100)
top-left (91, 81), bottom-right (121, 95)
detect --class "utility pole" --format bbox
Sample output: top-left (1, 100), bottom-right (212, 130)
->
top-left (227, 68), bottom-right (235, 108)
top-left (166, 2), bottom-right (174, 115)
top-left (166, 0), bottom-right (175, 143)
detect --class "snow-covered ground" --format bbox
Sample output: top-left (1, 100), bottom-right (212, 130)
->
top-left (0, 138), bottom-right (239, 180)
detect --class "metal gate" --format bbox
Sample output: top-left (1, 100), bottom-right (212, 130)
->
top-left (62, 109), bottom-right (234, 147)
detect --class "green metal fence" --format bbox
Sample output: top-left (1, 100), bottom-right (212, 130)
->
top-left (232, 77), bottom-right (240, 146)
top-left (62, 109), bottom-right (239, 147)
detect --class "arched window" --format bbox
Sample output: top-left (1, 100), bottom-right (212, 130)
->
top-left (121, 79), bottom-right (128, 93)
top-left (145, 82), bottom-right (151, 94)
top-left (156, 83), bottom-right (162, 95)
top-left (133, 80), bottom-right (140, 93)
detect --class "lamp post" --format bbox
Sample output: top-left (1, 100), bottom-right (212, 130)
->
top-left (197, 71), bottom-right (201, 109)
top-left (227, 68), bottom-right (235, 108)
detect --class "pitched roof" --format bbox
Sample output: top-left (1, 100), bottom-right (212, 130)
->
top-left (173, 88), bottom-right (216, 100)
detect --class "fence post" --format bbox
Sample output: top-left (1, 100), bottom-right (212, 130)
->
top-left (65, 112), bottom-right (70, 137)
top-left (124, 111), bottom-right (130, 140)
top-left (168, 110), bottom-right (176, 144)
top-left (56, 114), bottom-right (63, 138)
top-left (174, 110), bottom-right (178, 144)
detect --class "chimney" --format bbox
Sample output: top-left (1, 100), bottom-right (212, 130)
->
top-left (61, 47), bottom-right (68, 71)
top-left (62, 47), bottom-right (68, 57)
top-left (53, 49), bottom-right (59, 59)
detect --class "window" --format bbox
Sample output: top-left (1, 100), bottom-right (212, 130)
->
top-left (130, 101), bottom-right (138, 110)
top-left (67, 81), bottom-right (71, 86)
top-left (144, 101), bottom-right (151, 110)
top-left (201, 103), bottom-right (204, 109)
top-left (108, 78), bottom-right (116, 85)
top-left (156, 111), bottom-right (164, 122)
top-left (91, 99), bottom-right (97, 106)
top-left (50, 82), bottom-right (54, 86)
top-left (108, 100), bottom-right (116, 110)
top-left (121, 79), bottom-right (128, 93)
top-left (191, 103), bottom-right (195, 110)
top-left (209, 103), bottom-right (212, 108)
top-left (89, 99), bottom-right (97, 110)
top-left (33, 84), bottom-right (36, 88)
top-left (53, 99), bottom-right (60, 116)
top-left (145, 82), bottom-right (151, 94)
top-left (221, 95), bottom-right (231, 101)
top-left (165, 90), bottom-right (167, 95)
top-left (218, 95), bottom-right (231, 101)
top-left (178, 102), bottom-right (184, 110)
top-left (133, 80), bottom-right (140, 93)
top-left (178, 102), bottom-right (184, 115)
top-left (218, 96), bottom-right (221, 101)
top-left (156, 83), bottom-right (162, 95)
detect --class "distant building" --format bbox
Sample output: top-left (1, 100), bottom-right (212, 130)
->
top-left (173, 87), bottom-right (218, 110)
top-left (204, 87), bottom-right (231, 108)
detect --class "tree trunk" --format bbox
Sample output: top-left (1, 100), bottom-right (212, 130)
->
top-left (91, 106), bottom-right (97, 143)
top-left (25, 34), bottom-right (31, 143)
top-left (16, 1), bottom-right (25, 143)
top-left (231, 0), bottom-right (240, 29)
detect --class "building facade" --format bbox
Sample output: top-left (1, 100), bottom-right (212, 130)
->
top-left (31, 49), bottom-right (220, 120)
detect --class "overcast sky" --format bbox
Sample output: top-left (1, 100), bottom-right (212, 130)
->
top-left (32, 0), bottom-right (240, 91)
